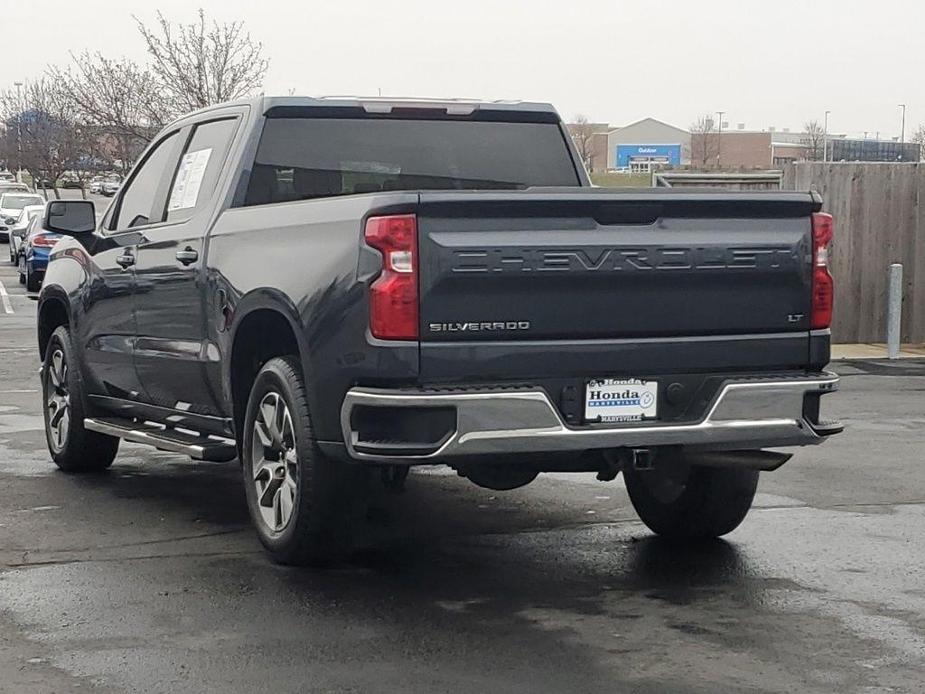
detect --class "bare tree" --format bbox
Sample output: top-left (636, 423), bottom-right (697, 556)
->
top-left (689, 114), bottom-right (719, 169)
top-left (46, 10), bottom-right (267, 159)
top-left (569, 114), bottom-right (596, 172)
top-left (68, 125), bottom-right (113, 197)
top-left (49, 52), bottom-right (168, 162)
top-left (801, 120), bottom-right (825, 161)
top-left (4, 10), bottom-right (266, 185)
top-left (0, 80), bottom-right (88, 199)
top-left (134, 9), bottom-right (269, 113)
top-left (912, 125), bottom-right (925, 162)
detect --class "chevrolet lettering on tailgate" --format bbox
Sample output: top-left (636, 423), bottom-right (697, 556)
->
top-left (450, 246), bottom-right (795, 273)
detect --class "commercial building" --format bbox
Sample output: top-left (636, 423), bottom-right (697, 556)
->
top-left (828, 139), bottom-right (919, 162)
top-left (567, 117), bottom-right (690, 173)
top-left (564, 122), bottom-right (610, 173)
top-left (690, 128), bottom-right (774, 170)
top-left (607, 118), bottom-right (690, 172)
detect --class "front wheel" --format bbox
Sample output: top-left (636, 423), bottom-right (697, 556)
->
top-left (623, 451), bottom-right (759, 540)
top-left (42, 326), bottom-right (120, 472)
top-left (241, 356), bottom-right (367, 565)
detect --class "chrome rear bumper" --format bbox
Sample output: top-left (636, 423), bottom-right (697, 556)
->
top-left (340, 372), bottom-right (841, 463)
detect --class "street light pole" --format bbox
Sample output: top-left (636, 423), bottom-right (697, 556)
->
top-left (14, 81), bottom-right (23, 183)
top-left (716, 110), bottom-right (725, 169)
top-left (823, 110), bottom-right (830, 163)
top-left (899, 104), bottom-right (906, 160)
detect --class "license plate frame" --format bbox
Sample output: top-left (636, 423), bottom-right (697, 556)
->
top-left (584, 378), bottom-right (658, 423)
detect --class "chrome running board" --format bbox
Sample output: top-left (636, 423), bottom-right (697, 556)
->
top-left (84, 417), bottom-right (237, 462)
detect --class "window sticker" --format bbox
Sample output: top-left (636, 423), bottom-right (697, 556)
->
top-left (168, 148), bottom-right (213, 211)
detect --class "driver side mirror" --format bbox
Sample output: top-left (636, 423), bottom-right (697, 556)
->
top-left (44, 200), bottom-right (95, 235)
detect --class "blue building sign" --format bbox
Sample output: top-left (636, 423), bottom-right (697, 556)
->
top-left (616, 144), bottom-right (681, 168)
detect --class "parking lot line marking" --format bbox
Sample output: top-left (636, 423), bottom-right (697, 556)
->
top-left (0, 280), bottom-right (12, 314)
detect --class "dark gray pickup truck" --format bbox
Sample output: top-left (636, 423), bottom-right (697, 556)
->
top-left (36, 96), bottom-right (841, 564)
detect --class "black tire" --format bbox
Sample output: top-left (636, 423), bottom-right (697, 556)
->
top-left (623, 451), bottom-right (758, 540)
top-left (26, 267), bottom-right (40, 292)
top-left (42, 325), bottom-right (120, 472)
top-left (241, 356), bottom-right (367, 566)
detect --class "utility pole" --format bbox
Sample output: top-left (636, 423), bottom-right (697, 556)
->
top-left (14, 81), bottom-right (23, 183)
top-left (716, 110), bottom-right (725, 169)
top-left (823, 110), bottom-right (830, 163)
top-left (899, 103), bottom-right (906, 160)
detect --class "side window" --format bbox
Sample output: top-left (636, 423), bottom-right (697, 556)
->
top-left (114, 131), bottom-right (181, 230)
top-left (165, 118), bottom-right (238, 224)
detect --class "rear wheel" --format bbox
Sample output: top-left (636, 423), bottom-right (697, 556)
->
top-left (42, 326), bottom-right (120, 472)
top-left (25, 266), bottom-right (40, 291)
top-left (623, 450), bottom-right (758, 539)
top-left (242, 356), bottom-right (367, 565)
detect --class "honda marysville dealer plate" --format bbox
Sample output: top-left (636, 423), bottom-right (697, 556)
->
top-left (585, 379), bottom-right (658, 423)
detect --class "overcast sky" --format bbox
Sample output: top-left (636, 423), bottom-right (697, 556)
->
top-left (1, 0), bottom-right (920, 139)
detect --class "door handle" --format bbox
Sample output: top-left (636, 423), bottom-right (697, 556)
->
top-left (176, 247), bottom-right (199, 266)
top-left (116, 251), bottom-right (135, 269)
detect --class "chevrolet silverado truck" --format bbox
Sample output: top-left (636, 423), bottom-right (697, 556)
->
top-left (36, 97), bottom-right (842, 564)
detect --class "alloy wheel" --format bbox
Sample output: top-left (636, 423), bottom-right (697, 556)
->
top-left (251, 392), bottom-right (299, 532)
top-left (46, 348), bottom-right (70, 452)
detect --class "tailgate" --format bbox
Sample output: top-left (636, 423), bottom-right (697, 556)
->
top-left (416, 190), bottom-right (821, 379)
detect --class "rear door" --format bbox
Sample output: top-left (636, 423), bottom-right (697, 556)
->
top-left (416, 191), bottom-right (817, 379)
top-left (133, 116), bottom-right (240, 417)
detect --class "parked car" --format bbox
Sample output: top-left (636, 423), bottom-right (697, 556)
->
top-left (0, 171), bottom-right (16, 183)
top-left (8, 203), bottom-right (45, 264)
top-left (0, 191), bottom-right (44, 242)
top-left (36, 96), bottom-right (841, 566)
top-left (18, 212), bottom-right (62, 291)
top-left (100, 178), bottom-right (121, 196)
top-left (89, 179), bottom-right (103, 195)
top-left (0, 181), bottom-right (31, 196)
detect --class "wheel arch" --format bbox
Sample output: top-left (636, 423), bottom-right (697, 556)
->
top-left (227, 289), bottom-right (310, 440)
top-left (37, 289), bottom-right (72, 361)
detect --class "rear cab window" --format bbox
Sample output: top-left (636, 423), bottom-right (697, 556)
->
top-left (166, 118), bottom-right (239, 224)
top-left (241, 111), bottom-right (581, 206)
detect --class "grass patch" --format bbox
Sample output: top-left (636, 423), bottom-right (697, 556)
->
top-left (590, 172), bottom-right (652, 188)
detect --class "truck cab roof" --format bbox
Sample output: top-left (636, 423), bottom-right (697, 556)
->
top-left (164, 95), bottom-right (562, 129)
top-left (262, 95), bottom-right (559, 116)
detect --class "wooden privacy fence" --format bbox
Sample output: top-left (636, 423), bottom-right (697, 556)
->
top-left (783, 162), bottom-right (925, 343)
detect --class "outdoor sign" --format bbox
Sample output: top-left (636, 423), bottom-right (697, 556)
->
top-left (616, 144), bottom-right (681, 168)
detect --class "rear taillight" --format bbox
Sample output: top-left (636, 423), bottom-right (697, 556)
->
top-left (31, 234), bottom-right (58, 248)
top-left (364, 214), bottom-right (418, 340)
top-left (811, 212), bottom-right (834, 329)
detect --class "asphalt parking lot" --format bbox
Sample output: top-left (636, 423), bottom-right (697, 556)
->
top-left (1, 255), bottom-right (924, 693)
